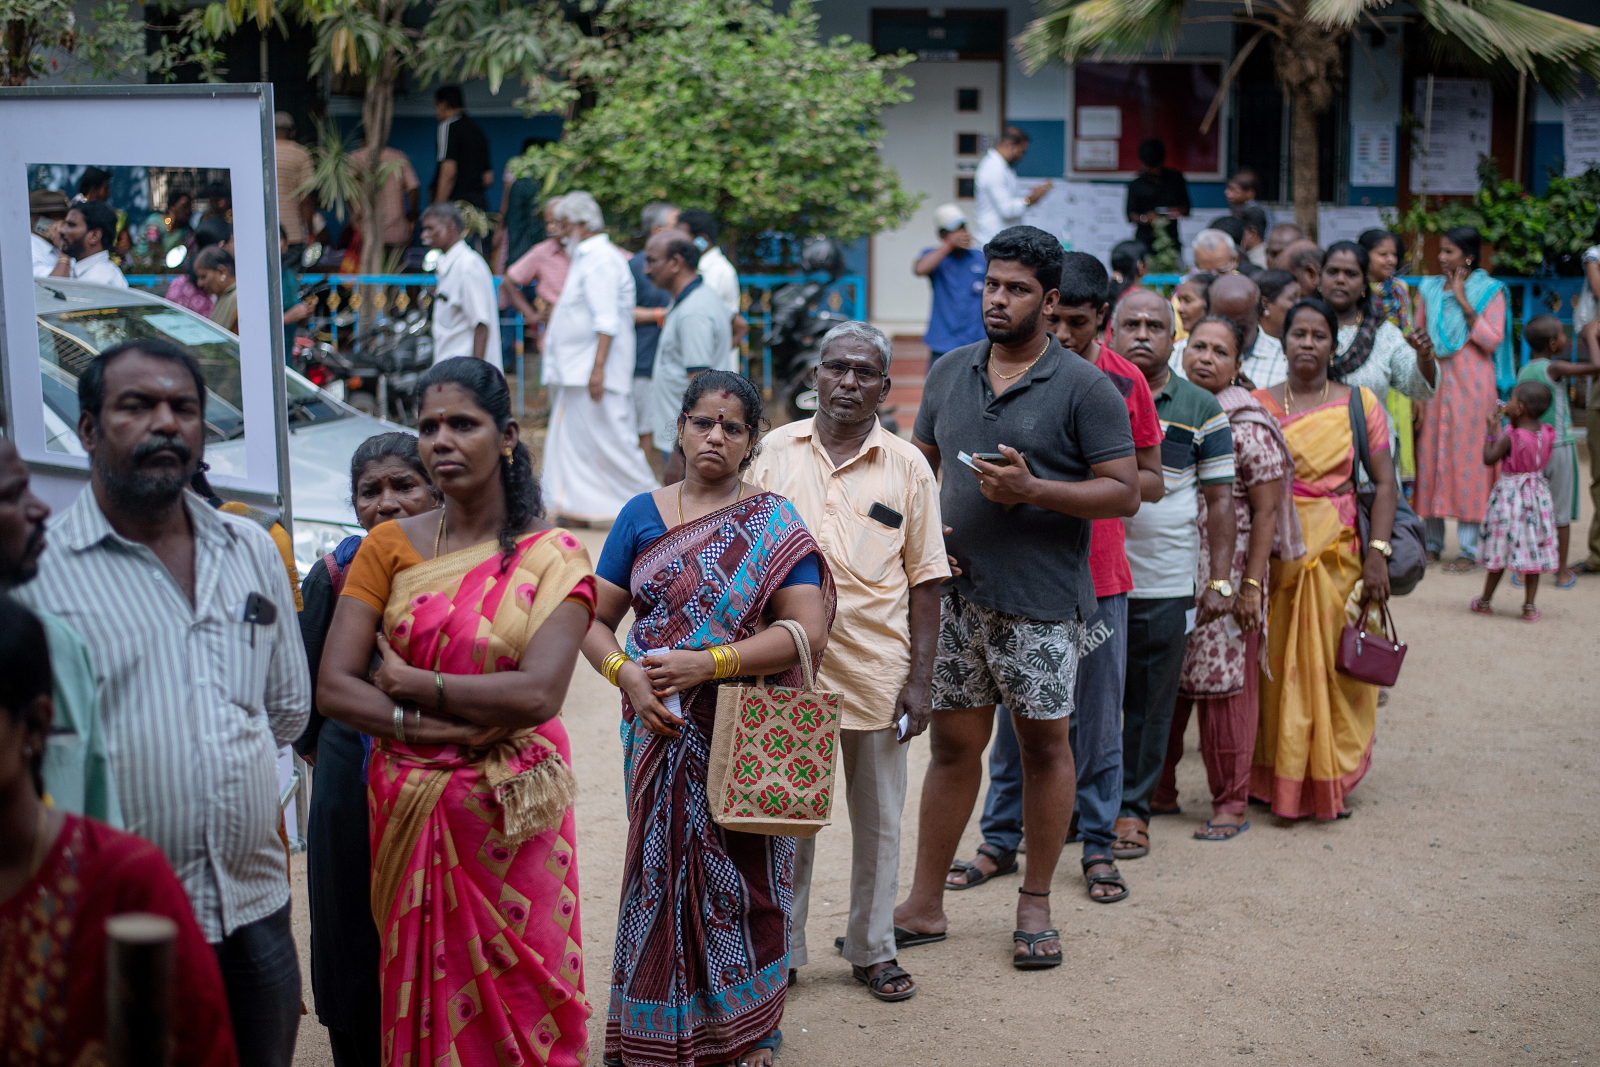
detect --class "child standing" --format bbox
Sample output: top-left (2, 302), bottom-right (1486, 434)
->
top-left (1516, 315), bottom-right (1600, 585)
top-left (1471, 381), bottom-right (1559, 621)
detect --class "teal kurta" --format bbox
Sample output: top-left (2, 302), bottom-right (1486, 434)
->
top-left (38, 608), bottom-right (121, 827)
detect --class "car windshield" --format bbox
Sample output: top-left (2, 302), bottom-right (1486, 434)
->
top-left (37, 298), bottom-right (350, 451)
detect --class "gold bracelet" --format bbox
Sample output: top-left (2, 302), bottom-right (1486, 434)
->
top-left (1242, 577), bottom-right (1263, 592)
top-left (709, 644), bottom-right (742, 679)
top-left (601, 650), bottom-right (629, 687)
top-left (393, 705), bottom-right (407, 744)
top-left (435, 670), bottom-right (446, 714)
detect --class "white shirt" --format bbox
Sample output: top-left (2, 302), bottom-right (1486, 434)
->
top-left (436, 114), bottom-right (458, 161)
top-left (696, 246), bottom-right (741, 359)
top-left (71, 250), bottom-right (128, 288)
top-left (32, 232), bottom-right (61, 276)
top-left (974, 148), bottom-right (1027, 245)
top-left (545, 232), bottom-right (637, 393)
top-left (431, 239), bottom-right (501, 369)
top-left (1169, 329), bottom-right (1287, 388)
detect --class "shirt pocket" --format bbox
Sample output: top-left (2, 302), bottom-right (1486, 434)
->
top-left (209, 581), bottom-right (274, 715)
top-left (1161, 424), bottom-right (1195, 471)
top-left (835, 505), bottom-right (906, 587)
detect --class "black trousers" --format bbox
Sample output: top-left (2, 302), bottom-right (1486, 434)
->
top-left (212, 899), bottom-right (301, 1067)
top-left (1119, 596), bottom-right (1192, 822)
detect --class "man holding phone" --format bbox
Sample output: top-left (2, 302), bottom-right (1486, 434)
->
top-left (748, 321), bottom-right (949, 1003)
top-left (893, 226), bottom-right (1140, 970)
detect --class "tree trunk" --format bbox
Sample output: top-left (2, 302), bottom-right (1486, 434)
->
top-left (358, 47), bottom-right (397, 278)
top-left (1291, 84), bottom-right (1320, 239)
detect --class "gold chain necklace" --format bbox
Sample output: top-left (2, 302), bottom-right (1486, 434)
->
top-left (676, 478), bottom-right (743, 527)
top-left (1284, 378), bottom-right (1330, 415)
top-left (989, 336), bottom-right (1051, 381)
top-left (434, 509), bottom-right (447, 557)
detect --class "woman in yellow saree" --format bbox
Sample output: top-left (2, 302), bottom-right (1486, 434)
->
top-left (319, 358), bottom-right (596, 1065)
top-left (1251, 299), bottom-right (1398, 820)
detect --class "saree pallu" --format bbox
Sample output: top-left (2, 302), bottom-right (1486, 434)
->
top-left (369, 529), bottom-right (597, 1066)
top-left (608, 492), bottom-right (834, 1067)
top-left (1252, 395), bottom-right (1380, 820)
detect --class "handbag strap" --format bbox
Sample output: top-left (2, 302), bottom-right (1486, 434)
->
top-left (758, 619), bottom-right (815, 689)
top-left (1347, 385), bottom-right (1373, 483)
top-left (1357, 597), bottom-right (1402, 644)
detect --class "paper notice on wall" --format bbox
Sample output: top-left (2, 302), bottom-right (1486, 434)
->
top-left (1351, 122), bottom-right (1396, 187)
top-left (1317, 206), bottom-right (1387, 247)
top-left (1410, 78), bottom-right (1492, 195)
top-left (1074, 139), bottom-right (1120, 171)
top-left (1076, 106), bottom-right (1121, 139)
top-left (1021, 180), bottom-right (1135, 270)
top-left (1564, 94), bottom-right (1600, 177)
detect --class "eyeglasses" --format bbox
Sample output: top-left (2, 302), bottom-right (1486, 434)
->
top-left (817, 361), bottom-right (884, 385)
top-left (683, 416), bottom-right (751, 439)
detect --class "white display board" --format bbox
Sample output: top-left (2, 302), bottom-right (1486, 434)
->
top-left (1564, 94), bottom-right (1600, 178)
top-left (1022, 180), bottom-right (1135, 272)
top-left (1410, 78), bottom-right (1492, 195)
top-left (0, 85), bottom-right (289, 508)
top-left (1317, 206), bottom-right (1387, 247)
top-left (1351, 122), bottom-right (1397, 187)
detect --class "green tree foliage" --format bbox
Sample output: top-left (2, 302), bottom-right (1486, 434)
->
top-left (0, 0), bottom-right (188, 85)
top-left (514, 0), bottom-right (920, 261)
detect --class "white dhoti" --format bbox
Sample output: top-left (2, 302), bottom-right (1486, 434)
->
top-left (541, 385), bottom-right (658, 522)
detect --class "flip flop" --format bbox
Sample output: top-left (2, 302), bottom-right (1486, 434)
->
top-left (1556, 571), bottom-right (1578, 589)
top-left (1193, 819), bottom-right (1250, 841)
top-left (1012, 929), bottom-right (1063, 970)
top-left (945, 842), bottom-right (1018, 890)
top-left (853, 961), bottom-right (917, 1002)
top-left (887, 925), bottom-right (946, 949)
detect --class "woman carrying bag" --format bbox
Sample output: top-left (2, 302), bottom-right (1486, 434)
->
top-left (583, 371), bottom-right (834, 1067)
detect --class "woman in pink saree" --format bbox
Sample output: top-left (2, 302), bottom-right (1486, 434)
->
top-left (320, 358), bottom-right (596, 1065)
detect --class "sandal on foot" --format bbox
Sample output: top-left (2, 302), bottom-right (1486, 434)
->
top-left (888, 925), bottom-right (946, 949)
top-left (1443, 558), bottom-right (1478, 573)
top-left (853, 961), bottom-right (916, 1002)
top-left (1080, 855), bottom-right (1129, 903)
top-left (1011, 929), bottom-right (1063, 970)
top-left (1556, 571), bottom-right (1578, 589)
top-left (1573, 561), bottom-right (1600, 575)
top-left (1469, 597), bottom-right (1494, 616)
top-left (1522, 605), bottom-right (1542, 622)
top-left (735, 1029), bottom-right (782, 1067)
top-left (945, 842), bottom-right (1018, 890)
top-left (1111, 817), bottom-right (1150, 859)
top-left (1193, 819), bottom-right (1250, 841)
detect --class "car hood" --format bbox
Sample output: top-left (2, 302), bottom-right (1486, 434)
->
top-left (207, 414), bottom-right (406, 527)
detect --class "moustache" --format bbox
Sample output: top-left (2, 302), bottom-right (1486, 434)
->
top-left (132, 435), bottom-right (192, 465)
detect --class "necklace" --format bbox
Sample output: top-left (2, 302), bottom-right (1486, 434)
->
top-left (434, 509), bottom-right (447, 557)
top-left (25, 802), bottom-right (48, 882)
top-left (677, 478), bottom-right (743, 527)
top-left (1285, 378), bottom-right (1330, 415)
top-left (990, 336), bottom-right (1051, 381)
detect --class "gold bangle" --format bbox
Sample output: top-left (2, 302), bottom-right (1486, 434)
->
top-left (709, 644), bottom-right (742, 680)
top-left (1242, 577), bottom-right (1263, 591)
top-left (435, 670), bottom-right (446, 714)
top-left (601, 650), bottom-right (628, 687)
top-left (393, 705), bottom-right (407, 744)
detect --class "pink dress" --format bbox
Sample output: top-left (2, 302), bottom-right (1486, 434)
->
top-left (1479, 424), bottom-right (1558, 574)
top-left (1414, 291), bottom-right (1504, 523)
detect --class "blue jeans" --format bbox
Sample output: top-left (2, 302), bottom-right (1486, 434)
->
top-left (1425, 518), bottom-right (1479, 560)
top-left (980, 593), bottom-right (1128, 859)
top-left (213, 900), bottom-right (302, 1067)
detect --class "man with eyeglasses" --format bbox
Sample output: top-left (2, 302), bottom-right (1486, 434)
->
top-left (748, 321), bottom-right (949, 1003)
top-left (643, 228), bottom-right (734, 469)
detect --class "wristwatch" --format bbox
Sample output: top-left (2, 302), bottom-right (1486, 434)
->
top-left (1205, 579), bottom-right (1234, 598)
top-left (1368, 539), bottom-right (1393, 558)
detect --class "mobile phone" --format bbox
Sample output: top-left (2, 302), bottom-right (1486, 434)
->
top-left (970, 452), bottom-right (1011, 467)
top-left (896, 712), bottom-right (911, 741)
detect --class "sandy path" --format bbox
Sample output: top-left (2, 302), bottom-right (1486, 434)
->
top-left (292, 497), bottom-right (1598, 1067)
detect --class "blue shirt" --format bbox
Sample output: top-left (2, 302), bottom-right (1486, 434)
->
top-left (921, 247), bottom-right (987, 354)
top-left (629, 251), bottom-right (673, 378)
top-left (597, 492), bottom-right (821, 590)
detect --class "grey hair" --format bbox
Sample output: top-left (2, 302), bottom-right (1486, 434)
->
top-left (421, 202), bottom-right (463, 233)
top-left (554, 191), bottom-right (604, 232)
top-left (819, 320), bottom-right (893, 372)
top-left (1193, 228), bottom-right (1237, 258)
top-left (640, 201), bottom-right (678, 232)
top-left (1112, 287), bottom-right (1174, 327)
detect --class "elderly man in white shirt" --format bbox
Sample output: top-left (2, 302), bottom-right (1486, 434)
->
top-left (541, 192), bottom-right (658, 521)
top-left (973, 127), bottom-right (1051, 245)
top-left (30, 189), bottom-right (69, 276)
top-left (422, 202), bottom-right (500, 369)
top-left (50, 201), bottom-right (128, 288)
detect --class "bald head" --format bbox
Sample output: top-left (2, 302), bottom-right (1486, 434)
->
top-left (1266, 223), bottom-right (1304, 265)
top-left (1281, 239), bottom-right (1325, 295)
top-left (1207, 273), bottom-right (1262, 349)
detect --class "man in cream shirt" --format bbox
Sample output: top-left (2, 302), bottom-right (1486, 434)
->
top-left (748, 321), bottom-right (948, 1004)
top-left (423, 202), bottom-right (500, 369)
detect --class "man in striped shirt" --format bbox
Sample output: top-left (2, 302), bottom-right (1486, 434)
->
top-left (17, 338), bottom-right (310, 1067)
top-left (1110, 289), bottom-right (1236, 862)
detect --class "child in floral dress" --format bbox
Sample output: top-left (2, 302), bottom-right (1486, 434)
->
top-left (1471, 381), bottom-right (1559, 621)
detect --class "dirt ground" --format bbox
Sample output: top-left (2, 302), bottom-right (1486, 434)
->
top-left (290, 475), bottom-right (1599, 1067)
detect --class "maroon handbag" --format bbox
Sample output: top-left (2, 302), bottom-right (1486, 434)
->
top-left (1336, 600), bottom-right (1406, 687)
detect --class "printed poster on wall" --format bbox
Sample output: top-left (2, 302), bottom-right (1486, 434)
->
top-left (1351, 123), bottom-right (1396, 187)
top-left (1021, 180), bottom-right (1135, 272)
top-left (1564, 94), bottom-right (1600, 178)
top-left (1410, 78), bottom-right (1492, 195)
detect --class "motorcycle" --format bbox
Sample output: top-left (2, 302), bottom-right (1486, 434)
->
top-left (766, 236), bottom-right (854, 423)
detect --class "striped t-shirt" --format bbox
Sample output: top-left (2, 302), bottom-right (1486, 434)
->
top-left (1121, 372), bottom-right (1235, 598)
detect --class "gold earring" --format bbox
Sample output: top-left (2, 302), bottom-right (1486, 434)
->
top-left (502, 447), bottom-right (513, 459)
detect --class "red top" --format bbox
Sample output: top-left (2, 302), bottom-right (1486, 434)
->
top-left (0, 813), bottom-right (238, 1067)
top-left (1083, 344), bottom-right (1163, 598)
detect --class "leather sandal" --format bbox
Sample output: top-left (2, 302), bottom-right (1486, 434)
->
top-left (946, 841), bottom-right (1018, 890)
top-left (1080, 854), bottom-right (1129, 903)
top-left (853, 961), bottom-right (917, 1002)
top-left (1111, 817), bottom-right (1150, 859)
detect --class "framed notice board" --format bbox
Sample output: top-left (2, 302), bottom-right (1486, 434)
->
top-left (1068, 60), bottom-right (1225, 180)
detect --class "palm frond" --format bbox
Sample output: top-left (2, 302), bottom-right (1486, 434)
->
top-left (302, 115), bottom-right (363, 223)
top-left (1305, 0), bottom-right (1379, 29)
top-left (1016, 0), bottom-right (1188, 72)
top-left (1409, 0), bottom-right (1600, 93)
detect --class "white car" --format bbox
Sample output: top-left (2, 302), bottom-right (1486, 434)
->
top-left (35, 278), bottom-right (398, 576)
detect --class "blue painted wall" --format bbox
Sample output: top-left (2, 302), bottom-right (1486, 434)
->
top-left (1010, 120), bottom-right (1065, 179)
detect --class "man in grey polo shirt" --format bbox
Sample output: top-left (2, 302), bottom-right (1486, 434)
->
top-left (644, 228), bottom-right (734, 465)
top-left (892, 225), bottom-right (1140, 970)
